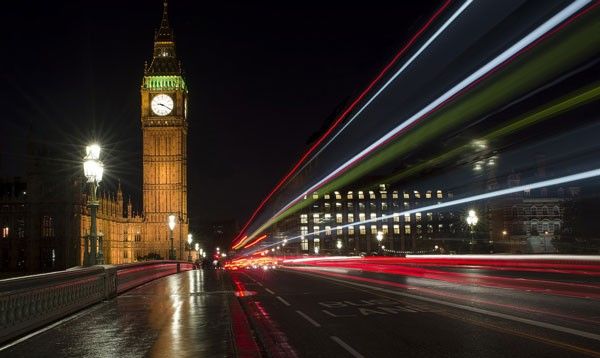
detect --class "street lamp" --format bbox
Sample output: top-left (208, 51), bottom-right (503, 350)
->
top-left (336, 239), bottom-right (342, 255)
top-left (314, 246), bottom-right (319, 255)
top-left (466, 210), bottom-right (479, 247)
top-left (187, 233), bottom-right (193, 262)
top-left (168, 214), bottom-right (177, 260)
top-left (83, 144), bottom-right (104, 266)
top-left (195, 243), bottom-right (199, 262)
top-left (376, 231), bottom-right (384, 255)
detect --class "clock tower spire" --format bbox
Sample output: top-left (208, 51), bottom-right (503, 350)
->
top-left (146, 0), bottom-right (182, 76)
top-left (140, 0), bottom-right (189, 260)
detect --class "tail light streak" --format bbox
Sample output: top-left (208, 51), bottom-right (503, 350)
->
top-left (231, 0), bottom-right (457, 247)
top-left (267, 0), bottom-right (593, 224)
top-left (236, 0), bottom-right (596, 248)
top-left (244, 167), bottom-right (600, 254)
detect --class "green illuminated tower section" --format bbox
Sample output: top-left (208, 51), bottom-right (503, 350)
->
top-left (140, 1), bottom-right (188, 259)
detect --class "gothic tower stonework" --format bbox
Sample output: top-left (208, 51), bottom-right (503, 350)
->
top-left (141, 1), bottom-right (189, 259)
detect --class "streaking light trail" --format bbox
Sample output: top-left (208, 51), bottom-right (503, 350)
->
top-left (258, 0), bottom-right (593, 237)
top-left (248, 167), bottom-right (600, 253)
top-left (231, 0), bottom-right (455, 247)
top-left (243, 234), bottom-right (268, 249)
top-left (293, 0), bottom-right (475, 177)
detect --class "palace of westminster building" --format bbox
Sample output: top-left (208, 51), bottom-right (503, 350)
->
top-left (0, 3), bottom-right (188, 272)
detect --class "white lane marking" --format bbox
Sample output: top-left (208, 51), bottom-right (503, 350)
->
top-left (265, 288), bottom-right (275, 295)
top-left (276, 296), bottom-right (291, 306)
top-left (322, 309), bottom-right (357, 318)
top-left (292, 269), bottom-right (600, 342)
top-left (0, 301), bottom-right (108, 351)
top-left (296, 310), bottom-right (321, 327)
top-left (330, 336), bottom-right (364, 358)
top-left (256, 282), bottom-right (263, 286)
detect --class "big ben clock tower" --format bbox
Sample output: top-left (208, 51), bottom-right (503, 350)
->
top-left (141, 1), bottom-right (188, 259)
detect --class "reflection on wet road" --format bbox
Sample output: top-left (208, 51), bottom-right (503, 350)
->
top-left (3, 270), bottom-right (236, 358)
top-left (232, 267), bottom-right (600, 358)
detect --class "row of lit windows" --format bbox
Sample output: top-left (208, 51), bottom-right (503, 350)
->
top-left (309, 199), bottom-right (453, 210)
top-left (512, 206), bottom-right (560, 217)
top-left (308, 200), bottom-right (449, 212)
top-left (301, 212), bottom-right (450, 224)
top-left (300, 223), bottom-right (450, 236)
top-left (529, 221), bottom-right (561, 233)
top-left (311, 189), bottom-right (445, 200)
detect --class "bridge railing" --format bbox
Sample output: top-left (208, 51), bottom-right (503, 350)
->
top-left (0, 260), bottom-right (194, 344)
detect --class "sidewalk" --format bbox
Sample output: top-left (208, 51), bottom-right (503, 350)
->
top-left (2, 269), bottom-right (261, 357)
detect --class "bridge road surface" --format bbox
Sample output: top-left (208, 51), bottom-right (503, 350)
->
top-left (231, 266), bottom-right (600, 358)
top-left (1, 269), bottom-right (241, 357)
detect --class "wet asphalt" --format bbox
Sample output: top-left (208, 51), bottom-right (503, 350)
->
top-left (232, 267), bottom-right (600, 358)
top-left (2, 269), bottom-right (237, 358)
top-left (4, 266), bottom-right (600, 358)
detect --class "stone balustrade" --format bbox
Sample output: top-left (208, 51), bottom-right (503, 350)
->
top-left (0, 260), bottom-right (194, 344)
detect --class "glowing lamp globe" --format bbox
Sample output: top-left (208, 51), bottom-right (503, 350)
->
top-left (168, 214), bottom-right (177, 231)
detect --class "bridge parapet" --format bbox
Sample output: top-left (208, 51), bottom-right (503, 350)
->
top-left (0, 260), bottom-right (193, 344)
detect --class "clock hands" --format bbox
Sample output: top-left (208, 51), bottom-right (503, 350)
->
top-left (158, 103), bottom-right (173, 111)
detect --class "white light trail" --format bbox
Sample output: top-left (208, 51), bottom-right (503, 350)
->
top-left (266, 0), bottom-right (591, 227)
top-left (405, 254), bottom-right (600, 262)
top-left (252, 167), bottom-right (600, 252)
top-left (294, 0), bottom-right (474, 175)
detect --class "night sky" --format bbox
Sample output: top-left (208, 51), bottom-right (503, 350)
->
top-left (0, 1), bottom-right (440, 227)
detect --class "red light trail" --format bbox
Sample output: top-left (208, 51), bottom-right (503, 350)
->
top-left (231, 0), bottom-right (453, 248)
top-left (242, 234), bottom-right (268, 249)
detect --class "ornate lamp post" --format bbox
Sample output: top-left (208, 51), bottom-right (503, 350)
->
top-left (194, 243), bottom-right (200, 262)
top-left (336, 239), bottom-right (342, 255)
top-left (168, 214), bottom-right (177, 260)
top-left (376, 231), bottom-right (384, 255)
top-left (83, 144), bottom-right (104, 266)
top-left (187, 233), bottom-right (193, 262)
top-left (466, 209), bottom-right (479, 248)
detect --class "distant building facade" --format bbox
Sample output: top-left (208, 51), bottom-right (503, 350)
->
top-left (488, 173), bottom-right (578, 253)
top-left (277, 175), bottom-right (580, 255)
top-left (278, 184), bottom-right (462, 255)
top-left (0, 141), bottom-right (81, 272)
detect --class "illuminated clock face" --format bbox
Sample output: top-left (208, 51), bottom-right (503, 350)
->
top-left (151, 94), bottom-right (174, 116)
